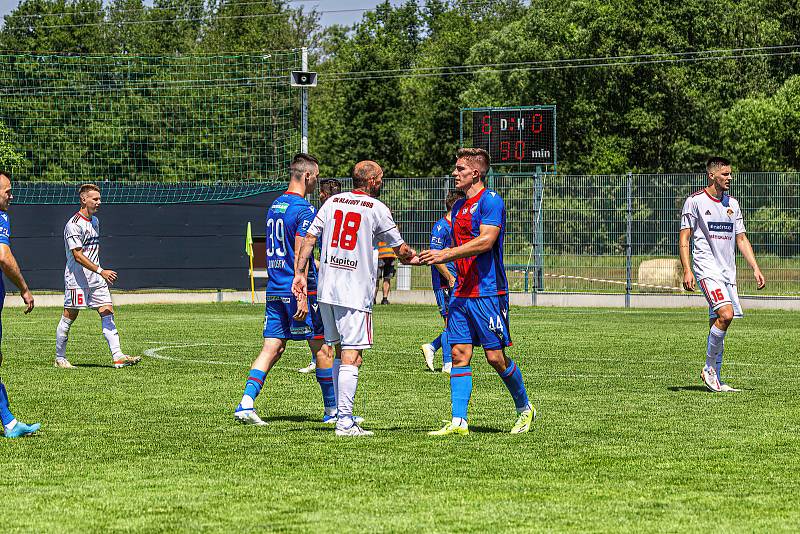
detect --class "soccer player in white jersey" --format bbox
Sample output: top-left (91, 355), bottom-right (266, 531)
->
top-left (292, 160), bottom-right (419, 437)
top-left (679, 157), bottom-right (765, 392)
top-left (54, 184), bottom-right (140, 369)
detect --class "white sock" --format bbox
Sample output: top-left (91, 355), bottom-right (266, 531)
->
top-left (55, 316), bottom-right (73, 360)
top-left (332, 358), bottom-right (341, 409)
top-left (450, 417), bottom-right (467, 429)
top-left (101, 314), bottom-right (123, 358)
top-left (706, 325), bottom-right (726, 369)
top-left (239, 395), bottom-right (254, 410)
top-left (337, 364), bottom-right (358, 426)
top-left (4, 418), bottom-right (17, 431)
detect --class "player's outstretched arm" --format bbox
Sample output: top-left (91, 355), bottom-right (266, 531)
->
top-left (420, 224), bottom-right (500, 265)
top-left (678, 228), bottom-right (696, 291)
top-left (0, 243), bottom-right (34, 314)
top-left (393, 243), bottom-right (419, 265)
top-left (71, 247), bottom-right (117, 285)
top-left (736, 233), bottom-right (766, 290)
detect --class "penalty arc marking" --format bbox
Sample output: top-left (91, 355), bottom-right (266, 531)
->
top-left (143, 343), bottom-right (242, 367)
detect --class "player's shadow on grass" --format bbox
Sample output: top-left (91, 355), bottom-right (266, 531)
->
top-left (265, 415), bottom-right (315, 423)
top-left (73, 363), bottom-right (113, 368)
top-left (668, 385), bottom-right (712, 392)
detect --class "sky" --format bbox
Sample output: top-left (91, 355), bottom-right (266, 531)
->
top-left (0, 0), bottom-right (406, 30)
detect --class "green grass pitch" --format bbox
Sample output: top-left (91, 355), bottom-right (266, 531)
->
top-left (1, 303), bottom-right (799, 532)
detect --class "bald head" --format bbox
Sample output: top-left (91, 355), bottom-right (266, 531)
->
top-left (0, 171), bottom-right (12, 211)
top-left (352, 161), bottom-right (381, 188)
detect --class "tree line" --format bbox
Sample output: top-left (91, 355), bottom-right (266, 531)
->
top-left (1, 0), bottom-right (800, 178)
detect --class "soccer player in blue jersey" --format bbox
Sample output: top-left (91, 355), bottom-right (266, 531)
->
top-left (420, 189), bottom-right (465, 374)
top-left (298, 178), bottom-right (342, 375)
top-left (234, 154), bottom-right (335, 425)
top-left (0, 171), bottom-right (40, 438)
top-left (420, 148), bottom-right (535, 435)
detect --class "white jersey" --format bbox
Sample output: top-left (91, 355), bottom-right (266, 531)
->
top-left (308, 191), bottom-right (403, 312)
top-left (64, 212), bottom-right (107, 289)
top-left (681, 189), bottom-right (746, 284)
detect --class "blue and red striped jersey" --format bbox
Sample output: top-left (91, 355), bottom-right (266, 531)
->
top-left (449, 188), bottom-right (507, 298)
top-left (265, 192), bottom-right (318, 296)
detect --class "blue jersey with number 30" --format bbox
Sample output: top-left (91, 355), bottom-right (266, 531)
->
top-left (265, 192), bottom-right (318, 296)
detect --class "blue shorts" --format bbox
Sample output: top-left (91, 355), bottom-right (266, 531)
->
top-left (263, 293), bottom-right (324, 341)
top-left (446, 295), bottom-right (511, 350)
top-left (434, 287), bottom-right (451, 319)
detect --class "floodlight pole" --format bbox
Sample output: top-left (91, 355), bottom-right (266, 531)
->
top-left (301, 47), bottom-right (309, 153)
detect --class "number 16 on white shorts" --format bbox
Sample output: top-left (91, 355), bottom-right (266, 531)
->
top-left (698, 278), bottom-right (743, 319)
top-left (64, 286), bottom-right (113, 309)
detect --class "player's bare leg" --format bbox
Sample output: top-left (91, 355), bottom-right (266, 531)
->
top-left (54, 308), bottom-right (79, 369)
top-left (236, 338), bottom-right (286, 425)
top-left (97, 305), bottom-right (139, 368)
top-left (703, 305), bottom-right (736, 392)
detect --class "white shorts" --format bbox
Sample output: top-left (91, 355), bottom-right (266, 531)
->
top-left (319, 302), bottom-right (373, 350)
top-left (698, 278), bottom-right (743, 319)
top-left (64, 286), bottom-right (113, 309)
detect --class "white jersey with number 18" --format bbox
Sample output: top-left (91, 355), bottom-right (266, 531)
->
top-left (308, 191), bottom-right (403, 312)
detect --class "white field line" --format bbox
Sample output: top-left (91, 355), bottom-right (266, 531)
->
top-left (140, 342), bottom-right (800, 381)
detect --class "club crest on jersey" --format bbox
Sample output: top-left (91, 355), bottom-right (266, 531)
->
top-left (469, 204), bottom-right (478, 214)
top-left (727, 208), bottom-right (734, 217)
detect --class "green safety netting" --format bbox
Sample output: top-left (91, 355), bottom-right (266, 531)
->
top-left (0, 50), bottom-right (301, 203)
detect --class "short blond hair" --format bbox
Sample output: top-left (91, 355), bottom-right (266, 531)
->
top-left (78, 183), bottom-right (100, 198)
top-left (457, 147), bottom-right (490, 176)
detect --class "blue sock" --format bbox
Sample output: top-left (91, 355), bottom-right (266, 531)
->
top-left (0, 380), bottom-right (15, 426)
top-left (499, 360), bottom-right (530, 411)
top-left (441, 330), bottom-right (452, 366)
top-left (240, 369), bottom-right (266, 408)
top-left (315, 367), bottom-right (336, 411)
top-left (450, 366), bottom-right (472, 420)
top-left (430, 334), bottom-right (442, 352)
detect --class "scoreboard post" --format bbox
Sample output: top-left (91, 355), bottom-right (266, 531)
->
top-left (459, 106), bottom-right (557, 295)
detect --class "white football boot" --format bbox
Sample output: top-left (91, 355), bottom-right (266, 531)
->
top-left (335, 423), bottom-right (374, 437)
top-left (234, 408), bottom-right (268, 426)
top-left (420, 344), bottom-right (436, 372)
top-left (701, 365), bottom-right (722, 392)
top-left (298, 361), bottom-right (316, 374)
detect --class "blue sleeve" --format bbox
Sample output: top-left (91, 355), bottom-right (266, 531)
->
top-left (430, 221), bottom-right (448, 250)
top-left (0, 215), bottom-right (10, 246)
top-left (295, 205), bottom-right (315, 238)
top-left (480, 192), bottom-right (504, 227)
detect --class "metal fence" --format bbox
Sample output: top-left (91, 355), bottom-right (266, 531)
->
top-left (328, 172), bottom-right (799, 296)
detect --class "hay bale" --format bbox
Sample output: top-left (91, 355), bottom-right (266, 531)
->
top-left (637, 259), bottom-right (683, 292)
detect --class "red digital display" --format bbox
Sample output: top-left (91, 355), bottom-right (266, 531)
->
top-left (471, 107), bottom-right (555, 166)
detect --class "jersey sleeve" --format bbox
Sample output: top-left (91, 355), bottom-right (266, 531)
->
top-left (375, 204), bottom-right (403, 248)
top-left (307, 201), bottom-right (328, 238)
top-left (64, 220), bottom-right (84, 250)
top-left (734, 200), bottom-right (746, 234)
top-left (680, 197), bottom-right (695, 231)
top-left (479, 192), bottom-right (504, 227)
top-left (430, 222), bottom-right (447, 250)
top-left (295, 204), bottom-right (315, 238)
top-left (0, 214), bottom-right (10, 246)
